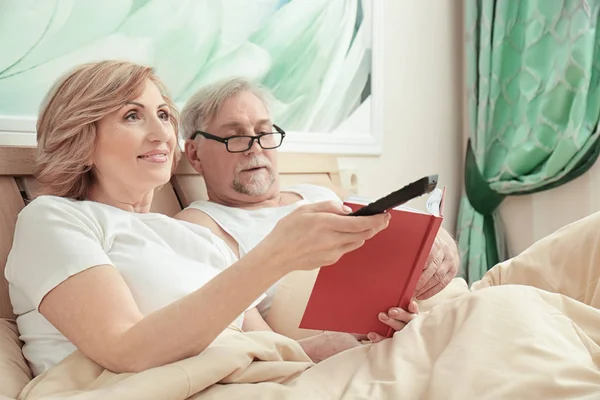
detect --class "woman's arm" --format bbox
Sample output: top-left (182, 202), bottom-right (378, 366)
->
top-left (39, 201), bottom-right (389, 373)
top-left (40, 246), bottom-right (284, 373)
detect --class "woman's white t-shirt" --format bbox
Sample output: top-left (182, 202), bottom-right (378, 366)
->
top-left (5, 195), bottom-right (263, 376)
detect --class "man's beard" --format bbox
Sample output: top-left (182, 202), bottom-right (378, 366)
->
top-left (232, 155), bottom-right (275, 196)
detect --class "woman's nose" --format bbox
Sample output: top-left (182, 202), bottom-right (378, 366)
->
top-left (147, 116), bottom-right (172, 142)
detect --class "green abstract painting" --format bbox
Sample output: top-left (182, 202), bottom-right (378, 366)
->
top-left (0, 0), bottom-right (372, 134)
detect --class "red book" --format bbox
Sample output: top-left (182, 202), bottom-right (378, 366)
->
top-left (299, 189), bottom-right (445, 338)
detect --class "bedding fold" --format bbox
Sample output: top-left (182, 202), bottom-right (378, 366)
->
top-left (17, 211), bottom-right (600, 400)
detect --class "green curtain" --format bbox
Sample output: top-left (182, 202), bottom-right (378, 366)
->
top-left (458, 0), bottom-right (600, 283)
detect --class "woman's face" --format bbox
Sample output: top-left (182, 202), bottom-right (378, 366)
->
top-left (91, 79), bottom-right (177, 201)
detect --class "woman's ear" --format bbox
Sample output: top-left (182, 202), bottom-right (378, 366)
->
top-left (85, 153), bottom-right (94, 169)
top-left (184, 140), bottom-right (204, 175)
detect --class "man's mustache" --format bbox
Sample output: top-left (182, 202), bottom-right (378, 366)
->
top-left (235, 156), bottom-right (273, 174)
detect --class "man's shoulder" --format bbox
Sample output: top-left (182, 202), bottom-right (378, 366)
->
top-left (175, 203), bottom-right (241, 257)
top-left (174, 205), bottom-right (214, 226)
top-left (283, 184), bottom-right (342, 202)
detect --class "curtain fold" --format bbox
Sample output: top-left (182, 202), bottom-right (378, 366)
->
top-left (458, 0), bottom-right (600, 283)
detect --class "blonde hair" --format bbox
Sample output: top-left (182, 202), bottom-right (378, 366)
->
top-left (35, 60), bottom-right (180, 200)
top-left (181, 77), bottom-right (271, 140)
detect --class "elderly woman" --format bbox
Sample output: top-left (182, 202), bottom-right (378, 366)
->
top-left (4, 60), bottom-right (410, 376)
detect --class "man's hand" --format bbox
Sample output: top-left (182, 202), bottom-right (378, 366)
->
top-left (297, 331), bottom-right (362, 363)
top-left (414, 228), bottom-right (459, 300)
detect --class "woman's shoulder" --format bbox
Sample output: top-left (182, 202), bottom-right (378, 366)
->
top-left (20, 195), bottom-right (84, 217)
top-left (18, 195), bottom-right (106, 228)
top-left (11, 197), bottom-right (113, 253)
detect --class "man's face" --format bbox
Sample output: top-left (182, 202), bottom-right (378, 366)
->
top-left (185, 91), bottom-right (280, 205)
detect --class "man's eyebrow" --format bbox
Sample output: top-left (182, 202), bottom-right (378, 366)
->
top-left (218, 119), bottom-right (272, 129)
top-left (125, 101), bottom-right (168, 109)
top-left (256, 119), bottom-right (272, 126)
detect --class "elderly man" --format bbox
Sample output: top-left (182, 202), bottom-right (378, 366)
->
top-left (174, 78), bottom-right (459, 360)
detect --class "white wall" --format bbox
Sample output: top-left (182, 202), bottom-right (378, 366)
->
top-left (499, 161), bottom-right (600, 257)
top-left (0, 1), bottom-right (465, 233)
top-left (339, 0), bottom-right (464, 234)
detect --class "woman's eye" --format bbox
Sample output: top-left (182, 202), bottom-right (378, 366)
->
top-left (124, 111), bottom-right (139, 121)
top-left (158, 110), bottom-right (170, 121)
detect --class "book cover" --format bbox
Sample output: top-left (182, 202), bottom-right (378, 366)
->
top-left (299, 188), bottom-right (445, 337)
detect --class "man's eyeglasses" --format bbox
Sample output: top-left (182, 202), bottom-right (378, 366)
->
top-left (190, 125), bottom-right (286, 153)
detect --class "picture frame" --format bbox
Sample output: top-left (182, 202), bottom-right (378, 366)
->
top-left (0, 0), bottom-right (383, 155)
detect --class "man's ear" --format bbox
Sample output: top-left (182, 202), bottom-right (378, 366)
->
top-left (184, 140), bottom-right (204, 175)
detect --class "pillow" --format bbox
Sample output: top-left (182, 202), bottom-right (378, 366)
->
top-left (0, 318), bottom-right (32, 399)
top-left (265, 269), bottom-right (323, 340)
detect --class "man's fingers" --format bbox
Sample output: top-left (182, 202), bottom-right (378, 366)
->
top-left (425, 240), bottom-right (444, 268)
top-left (446, 256), bottom-right (459, 278)
top-left (415, 261), bottom-right (438, 296)
top-left (419, 260), bottom-right (450, 294)
top-left (418, 242), bottom-right (443, 275)
top-left (416, 267), bottom-right (455, 300)
top-left (416, 282), bottom-right (443, 300)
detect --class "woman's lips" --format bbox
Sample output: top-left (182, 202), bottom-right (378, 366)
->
top-left (137, 153), bottom-right (168, 163)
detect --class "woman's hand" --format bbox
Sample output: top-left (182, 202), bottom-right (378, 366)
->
top-left (258, 201), bottom-right (390, 274)
top-left (367, 301), bottom-right (419, 343)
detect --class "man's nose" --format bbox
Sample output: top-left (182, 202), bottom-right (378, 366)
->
top-left (243, 136), bottom-right (263, 156)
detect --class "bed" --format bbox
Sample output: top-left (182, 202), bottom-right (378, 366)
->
top-left (0, 144), bottom-right (351, 398)
top-left (1, 145), bottom-right (600, 400)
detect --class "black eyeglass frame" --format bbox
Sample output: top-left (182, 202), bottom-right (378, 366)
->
top-left (190, 124), bottom-right (286, 153)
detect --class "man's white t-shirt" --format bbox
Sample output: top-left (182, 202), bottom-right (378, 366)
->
top-left (186, 184), bottom-right (342, 316)
top-left (5, 195), bottom-right (264, 376)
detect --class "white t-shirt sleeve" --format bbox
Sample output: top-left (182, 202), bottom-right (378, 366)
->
top-left (284, 184), bottom-right (342, 204)
top-left (5, 197), bottom-right (112, 310)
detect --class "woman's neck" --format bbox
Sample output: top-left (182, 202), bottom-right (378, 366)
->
top-left (88, 185), bottom-right (154, 213)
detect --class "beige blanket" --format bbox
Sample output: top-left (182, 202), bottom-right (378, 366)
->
top-left (17, 212), bottom-right (600, 400)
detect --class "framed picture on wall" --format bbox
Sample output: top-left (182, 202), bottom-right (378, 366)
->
top-left (0, 0), bottom-right (383, 154)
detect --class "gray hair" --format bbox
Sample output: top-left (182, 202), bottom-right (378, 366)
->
top-left (181, 77), bottom-right (272, 140)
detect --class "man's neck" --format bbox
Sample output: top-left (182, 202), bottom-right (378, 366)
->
top-left (207, 190), bottom-right (302, 210)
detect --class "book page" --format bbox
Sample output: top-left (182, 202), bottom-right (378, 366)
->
top-left (425, 188), bottom-right (444, 217)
